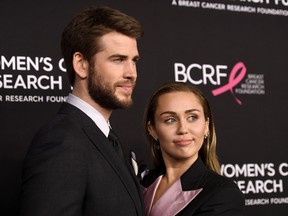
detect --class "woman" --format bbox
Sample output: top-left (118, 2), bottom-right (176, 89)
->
top-left (141, 82), bottom-right (245, 216)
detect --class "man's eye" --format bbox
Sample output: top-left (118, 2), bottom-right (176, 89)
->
top-left (113, 58), bottom-right (123, 62)
top-left (133, 58), bottom-right (139, 64)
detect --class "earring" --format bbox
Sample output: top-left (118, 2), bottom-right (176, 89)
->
top-left (204, 134), bottom-right (208, 139)
top-left (155, 143), bottom-right (160, 150)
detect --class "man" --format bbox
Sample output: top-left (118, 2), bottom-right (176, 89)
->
top-left (20, 6), bottom-right (144, 216)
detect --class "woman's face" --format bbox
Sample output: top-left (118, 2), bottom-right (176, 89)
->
top-left (149, 91), bottom-right (209, 165)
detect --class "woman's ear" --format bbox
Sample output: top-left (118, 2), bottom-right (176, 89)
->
top-left (72, 52), bottom-right (88, 79)
top-left (147, 121), bottom-right (158, 141)
top-left (205, 117), bottom-right (209, 136)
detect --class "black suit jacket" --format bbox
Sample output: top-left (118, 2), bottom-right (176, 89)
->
top-left (20, 102), bottom-right (144, 216)
top-left (141, 158), bottom-right (245, 216)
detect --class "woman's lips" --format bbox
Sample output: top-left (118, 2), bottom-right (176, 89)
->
top-left (174, 139), bottom-right (193, 146)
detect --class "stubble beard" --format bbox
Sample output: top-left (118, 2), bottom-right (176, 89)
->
top-left (88, 68), bottom-right (135, 110)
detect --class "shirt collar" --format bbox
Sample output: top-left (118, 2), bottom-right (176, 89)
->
top-left (66, 93), bottom-right (110, 137)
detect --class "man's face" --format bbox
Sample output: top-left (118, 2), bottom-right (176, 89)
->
top-left (88, 32), bottom-right (139, 110)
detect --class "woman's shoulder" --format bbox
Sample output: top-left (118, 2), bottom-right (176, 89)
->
top-left (200, 171), bottom-right (245, 214)
top-left (206, 169), bottom-right (238, 188)
top-left (180, 169), bottom-right (245, 215)
top-left (196, 169), bottom-right (242, 198)
top-left (202, 169), bottom-right (245, 203)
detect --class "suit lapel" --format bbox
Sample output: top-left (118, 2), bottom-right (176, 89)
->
top-left (83, 124), bottom-right (143, 214)
top-left (170, 188), bottom-right (203, 215)
top-left (142, 157), bottom-right (211, 216)
top-left (143, 175), bottom-right (202, 216)
top-left (59, 103), bottom-right (143, 214)
top-left (176, 158), bottom-right (214, 216)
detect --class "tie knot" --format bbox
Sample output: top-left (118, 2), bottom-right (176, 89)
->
top-left (108, 129), bottom-right (118, 142)
top-left (108, 129), bottom-right (124, 159)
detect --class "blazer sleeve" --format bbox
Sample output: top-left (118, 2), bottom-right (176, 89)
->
top-left (194, 185), bottom-right (245, 216)
top-left (19, 118), bottom-right (88, 216)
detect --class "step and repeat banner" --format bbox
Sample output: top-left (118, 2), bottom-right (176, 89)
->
top-left (1, 0), bottom-right (288, 215)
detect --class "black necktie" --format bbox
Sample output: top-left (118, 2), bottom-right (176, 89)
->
top-left (108, 129), bottom-right (124, 159)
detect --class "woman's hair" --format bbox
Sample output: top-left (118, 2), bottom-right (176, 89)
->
top-left (144, 82), bottom-right (220, 174)
top-left (61, 6), bottom-right (144, 85)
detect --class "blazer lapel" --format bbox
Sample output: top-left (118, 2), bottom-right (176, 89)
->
top-left (82, 125), bottom-right (143, 214)
top-left (176, 157), bottom-right (212, 216)
top-left (170, 187), bottom-right (203, 215)
top-left (143, 175), bottom-right (203, 216)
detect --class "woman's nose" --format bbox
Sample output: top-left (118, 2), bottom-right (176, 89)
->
top-left (177, 120), bottom-right (188, 135)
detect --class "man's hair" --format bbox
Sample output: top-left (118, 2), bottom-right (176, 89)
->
top-left (61, 6), bottom-right (144, 85)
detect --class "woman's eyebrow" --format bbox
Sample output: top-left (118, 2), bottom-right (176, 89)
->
top-left (159, 109), bottom-right (200, 116)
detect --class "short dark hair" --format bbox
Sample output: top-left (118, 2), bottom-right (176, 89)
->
top-left (61, 6), bottom-right (144, 85)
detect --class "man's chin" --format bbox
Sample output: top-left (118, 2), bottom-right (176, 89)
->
top-left (120, 99), bottom-right (133, 109)
top-left (117, 96), bottom-right (133, 109)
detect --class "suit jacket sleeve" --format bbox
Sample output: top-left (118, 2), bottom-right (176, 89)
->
top-left (20, 115), bottom-right (88, 216)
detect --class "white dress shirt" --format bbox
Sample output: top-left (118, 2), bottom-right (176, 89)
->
top-left (66, 93), bottom-right (110, 137)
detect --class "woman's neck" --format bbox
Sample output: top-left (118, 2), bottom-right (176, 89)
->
top-left (163, 156), bottom-right (198, 184)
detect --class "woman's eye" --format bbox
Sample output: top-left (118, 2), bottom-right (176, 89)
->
top-left (188, 115), bottom-right (197, 121)
top-left (164, 117), bottom-right (176, 123)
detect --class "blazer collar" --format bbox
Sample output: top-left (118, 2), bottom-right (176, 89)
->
top-left (143, 157), bottom-right (206, 216)
top-left (181, 157), bottom-right (208, 191)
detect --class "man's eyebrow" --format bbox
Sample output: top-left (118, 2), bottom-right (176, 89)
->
top-left (108, 54), bottom-right (140, 60)
top-left (108, 54), bottom-right (127, 59)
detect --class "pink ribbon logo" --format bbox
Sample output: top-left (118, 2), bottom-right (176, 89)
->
top-left (212, 62), bottom-right (246, 105)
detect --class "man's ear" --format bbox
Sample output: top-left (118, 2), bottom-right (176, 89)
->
top-left (72, 52), bottom-right (88, 79)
